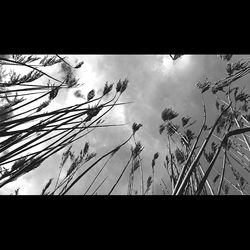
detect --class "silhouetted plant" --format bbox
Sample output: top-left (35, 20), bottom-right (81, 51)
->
top-left (0, 55), bottom-right (132, 194)
top-left (157, 54), bottom-right (250, 195)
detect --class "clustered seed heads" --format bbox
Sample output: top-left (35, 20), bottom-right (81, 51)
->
top-left (213, 174), bottom-right (221, 184)
top-left (184, 129), bottom-right (195, 144)
top-left (161, 108), bottom-right (179, 122)
top-left (103, 82), bottom-right (113, 95)
top-left (61, 146), bottom-right (73, 167)
top-left (41, 178), bottom-right (53, 195)
top-left (147, 176), bottom-right (153, 189)
top-left (65, 72), bottom-right (80, 88)
top-left (226, 60), bottom-right (247, 76)
top-left (165, 122), bottom-right (177, 137)
top-left (116, 80), bottom-right (122, 92)
top-left (153, 152), bottom-right (159, 160)
top-left (175, 148), bottom-right (185, 164)
top-left (131, 158), bottom-right (140, 174)
top-left (85, 152), bottom-right (97, 162)
top-left (132, 122), bottom-right (142, 135)
top-left (181, 116), bottom-right (191, 127)
top-left (36, 100), bottom-right (51, 112)
top-left (1, 54), bottom-right (124, 192)
top-left (196, 79), bottom-right (211, 93)
top-left (11, 157), bottom-right (28, 172)
top-left (74, 61), bottom-right (84, 69)
top-left (83, 142), bottom-right (89, 155)
top-left (85, 105), bottom-right (102, 122)
top-left (87, 89), bottom-right (95, 101)
top-left (120, 79), bottom-right (128, 93)
top-left (49, 86), bottom-right (59, 100)
top-left (170, 55), bottom-right (184, 60)
top-left (116, 79), bottom-right (129, 93)
top-left (67, 157), bottom-right (80, 177)
top-left (74, 90), bottom-right (84, 99)
top-left (131, 141), bottom-right (143, 159)
top-left (152, 152), bottom-right (159, 168)
top-left (218, 55), bottom-right (233, 62)
top-left (40, 56), bottom-right (61, 67)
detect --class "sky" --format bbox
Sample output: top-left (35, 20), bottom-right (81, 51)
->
top-left (1, 54), bottom-right (250, 195)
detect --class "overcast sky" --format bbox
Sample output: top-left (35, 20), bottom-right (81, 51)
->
top-left (1, 55), bottom-right (250, 195)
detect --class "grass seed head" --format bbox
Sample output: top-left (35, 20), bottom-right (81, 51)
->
top-left (165, 122), bottom-right (176, 137)
top-left (74, 61), bottom-right (84, 69)
top-left (213, 174), bottom-right (221, 184)
top-left (85, 105), bottom-right (102, 122)
top-left (161, 108), bottom-right (179, 122)
top-left (181, 116), bottom-right (191, 127)
top-left (87, 89), bottom-right (95, 101)
top-left (116, 79), bottom-right (122, 93)
top-left (36, 100), bottom-right (51, 112)
top-left (14, 188), bottom-right (20, 195)
top-left (11, 156), bottom-right (28, 172)
top-left (74, 90), bottom-right (85, 99)
top-left (196, 80), bottom-right (211, 93)
top-left (165, 156), bottom-right (169, 165)
top-left (120, 79), bottom-right (129, 93)
top-left (147, 176), bottom-right (153, 189)
top-left (131, 158), bottom-right (140, 174)
top-left (132, 122), bottom-right (142, 135)
top-left (131, 141), bottom-right (143, 159)
top-left (49, 86), bottom-right (59, 100)
top-left (219, 55), bottom-right (233, 61)
top-left (103, 82), bottom-right (113, 95)
top-left (159, 124), bottom-right (165, 134)
top-left (153, 152), bottom-right (159, 160)
top-left (85, 152), bottom-right (97, 162)
top-left (83, 142), bottom-right (89, 155)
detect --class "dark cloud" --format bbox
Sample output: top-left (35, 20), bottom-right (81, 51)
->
top-left (3, 55), bottom-right (248, 195)
top-left (64, 55), bottom-right (210, 194)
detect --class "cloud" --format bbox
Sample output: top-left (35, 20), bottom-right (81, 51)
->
top-left (59, 55), bottom-right (207, 195)
top-left (1, 54), bottom-right (235, 195)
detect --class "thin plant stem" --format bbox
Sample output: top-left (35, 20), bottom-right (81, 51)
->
top-left (91, 176), bottom-right (108, 195)
top-left (175, 103), bottom-right (232, 195)
top-left (217, 150), bottom-right (227, 195)
top-left (83, 154), bottom-right (113, 195)
top-left (108, 156), bottom-right (133, 195)
top-left (61, 134), bottom-right (133, 195)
